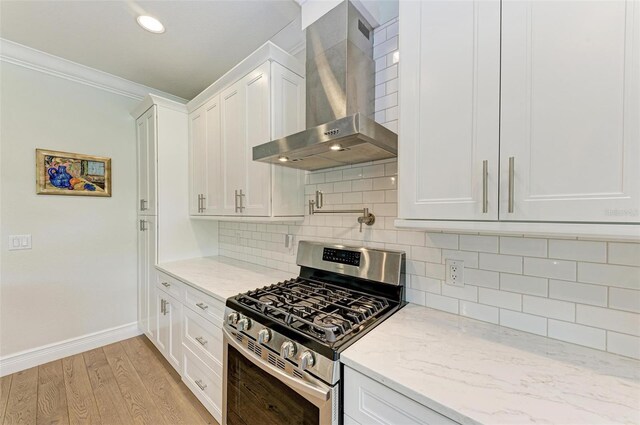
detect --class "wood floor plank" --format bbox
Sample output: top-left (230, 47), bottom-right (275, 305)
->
top-left (36, 360), bottom-right (69, 425)
top-left (82, 349), bottom-right (134, 425)
top-left (101, 342), bottom-right (166, 425)
top-left (120, 337), bottom-right (208, 425)
top-left (4, 367), bottom-right (38, 425)
top-left (0, 374), bottom-right (13, 424)
top-left (138, 337), bottom-right (218, 425)
top-left (62, 354), bottom-right (102, 425)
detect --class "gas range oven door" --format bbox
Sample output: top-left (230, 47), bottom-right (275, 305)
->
top-left (222, 327), bottom-right (338, 425)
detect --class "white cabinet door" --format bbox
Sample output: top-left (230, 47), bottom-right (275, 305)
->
top-left (398, 0), bottom-right (501, 221)
top-left (136, 106), bottom-right (157, 215)
top-left (271, 61), bottom-right (306, 216)
top-left (500, 0), bottom-right (640, 223)
top-left (138, 215), bottom-right (157, 341)
top-left (189, 105), bottom-right (206, 215)
top-left (242, 62), bottom-right (272, 216)
top-left (156, 290), bottom-right (169, 354)
top-left (220, 79), bottom-right (247, 215)
top-left (157, 291), bottom-right (182, 372)
top-left (203, 96), bottom-right (224, 215)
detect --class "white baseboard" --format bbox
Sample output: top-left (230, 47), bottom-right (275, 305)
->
top-left (0, 322), bottom-right (142, 377)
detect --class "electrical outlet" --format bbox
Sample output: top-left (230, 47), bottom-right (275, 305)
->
top-left (8, 235), bottom-right (31, 251)
top-left (445, 259), bottom-right (464, 286)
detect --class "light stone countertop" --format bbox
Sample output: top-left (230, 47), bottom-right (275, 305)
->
top-left (156, 256), bottom-right (294, 302)
top-left (341, 303), bottom-right (640, 425)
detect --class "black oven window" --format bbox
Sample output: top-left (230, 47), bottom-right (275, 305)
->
top-left (227, 346), bottom-right (320, 425)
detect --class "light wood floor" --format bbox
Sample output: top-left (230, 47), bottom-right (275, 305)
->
top-left (0, 336), bottom-right (219, 425)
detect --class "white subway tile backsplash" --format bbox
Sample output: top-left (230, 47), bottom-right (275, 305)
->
top-left (549, 280), bottom-right (608, 307)
top-left (500, 237), bottom-right (547, 257)
top-left (425, 232), bottom-right (458, 249)
top-left (609, 287), bottom-right (640, 313)
top-left (500, 310), bottom-right (547, 336)
top-left (524, 258), bottom-right (576, 281)
top-left (547, 320), bottom-right (606, 350)
top-left (480, 253), bottom-right (523, 274)
top-left (460, 235), bottom-right (498, 253)
top-left (607, 332), bottom-right (640, 360)
top-left (479, 288), bottom-right (522, 310)
top-left (215, 20), bottom-right (638, 359)
top-left (548, 239), bottom-right (607, 263)
top-left (460, 301), bottom-right (499, 324)
top-left (608, 243), bottom-right (640, 266)
top-left (576, 305), bottom-right (640, 336)
top-left (465, 268), bottom-right (500, 289)
top-left (523, 296), bottom-right (575, 322)
top-left (578, 263), bottom-right (640, 290)
top-left (500, 274), bottom-right (548, 297)
top-left (425, 293), bottom-right (459, 314)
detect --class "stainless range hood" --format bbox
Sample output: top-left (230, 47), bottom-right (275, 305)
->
top-left (253, 1), bottom-right (397, 171)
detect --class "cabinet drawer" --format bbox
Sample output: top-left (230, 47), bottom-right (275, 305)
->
top-left (183, 345), bottom-right (222, 422)
top-left (156, 271), bottom-right (186, 302)
top-left (344, 367), bottom-right (459, 425)
top-left (185, 287), bottom-right (224, 325)
top-left (183, 307), bottom-right (223, 372)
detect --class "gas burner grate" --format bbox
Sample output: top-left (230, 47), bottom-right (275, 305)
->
top-left (235, 277), bottom-right (390, 344)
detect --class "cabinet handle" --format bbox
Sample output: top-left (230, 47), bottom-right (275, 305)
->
top-left (196, 194), bottom-right (201, 213)
top-left (482, 160), bottom-right (488, 214)
top-left (234, 190), bottom-right (239, 213)
top-left (315, 190), bottom-right (323, 209)
top-left (195, 336), bottom-right (208, 346)
top-left (195, 379), bottom-right (207, 391)
top-left (139, 219), bottom-right (147, 231)
top-left (201, 195), bottom-right (206, 213)
top-left (162, 282), bottom-right (170, 288)
top-left (508, 156), bottom-right (515, 213)
top-left (160, 299), bottom-right (165, 314)
top-left (196, 302), bottom-right (208, 310)
top-left (140, 199), bottom-right (147, 211)
top-left (238, 189), bottom-right (245, 212)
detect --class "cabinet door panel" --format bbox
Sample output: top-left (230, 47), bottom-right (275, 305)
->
top-left (166, 294), bottom-right (182, 372)
top-left (500, 0), bottom-right (640, 222)
top-left (189, 107), bottom-right (206, 215)
top-left (221, 81), bottom-right (247, 215)
top-left (136, 113), bottom-right (149, 214)
top-left (398, 0), bottom-right (500, 220)
top-left (204, 97), bottom-right (224, 215)
top-left (271, 62), bottom-right (306, 216)
top-left (137, 219), bottom-right (148, 334)
top-left (146, 108), bottom-right (157, 215)
top-left (156, 290), bottom-right (168, 354)
top-left (243, 62), bottom-right (272, 216)
top-left (146, 216), bottom-right (157, 341)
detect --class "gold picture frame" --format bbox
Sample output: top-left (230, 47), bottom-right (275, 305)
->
top-left (36, 149), bottom-right (111, 197)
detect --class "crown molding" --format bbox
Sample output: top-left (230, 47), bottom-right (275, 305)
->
top-left (0, 38), bottom-right (187, 104)
top-left (130, 93), bottom-right (188, 119)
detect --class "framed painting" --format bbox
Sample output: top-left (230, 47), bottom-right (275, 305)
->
top-left (36, 149), bottom-right (111, 197)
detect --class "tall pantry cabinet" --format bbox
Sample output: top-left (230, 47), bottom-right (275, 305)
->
top-left (397, 0), bottom-right (640, 237)
top-left (132, 95), bottom-right (218, 372)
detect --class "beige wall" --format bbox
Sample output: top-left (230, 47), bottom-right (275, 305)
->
top-left (0, 62), bottom-right (138, 356)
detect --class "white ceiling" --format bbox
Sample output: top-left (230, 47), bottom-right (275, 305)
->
top-left (0, 0), bottom-right (301, 100)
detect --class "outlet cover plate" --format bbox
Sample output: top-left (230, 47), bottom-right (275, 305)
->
top-left (8, 235), bottom-right (32, 251)
top-left (445, 259), bottom-right (464, 286)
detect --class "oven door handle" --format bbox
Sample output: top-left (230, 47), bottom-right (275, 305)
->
top-left (223, 328), bottom-right (330, 403)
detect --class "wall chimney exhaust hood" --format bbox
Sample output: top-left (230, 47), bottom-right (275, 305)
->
top-left (253, 1), bottom-right (397, 171)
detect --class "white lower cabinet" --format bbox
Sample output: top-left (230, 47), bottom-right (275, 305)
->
top-left (138, 216), bottom-right (157, 341)
top-left (153, 271), bottom-right (224, 424)
top-left (344, 367), bottom-right (459, 425)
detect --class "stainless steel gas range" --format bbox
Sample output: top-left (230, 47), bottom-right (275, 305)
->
top-left (221, 241), bottom-right (406, 425)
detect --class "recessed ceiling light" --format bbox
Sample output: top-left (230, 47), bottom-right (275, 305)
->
top-left (137, 15), bottom-right (165, 34)
top-left (278, 156), bottom-right (289, 162)
top-left (330, 144), bottom-right (342, 151)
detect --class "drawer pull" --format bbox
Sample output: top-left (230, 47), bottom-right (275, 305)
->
top-left (195, 379), bottom-right (207, 390)
top-left (195, 336), bottom-right (208, 346)
top-left (196, 302), bottom-right (208, 310)
top-left (161, 282), bottom-right (170, 288)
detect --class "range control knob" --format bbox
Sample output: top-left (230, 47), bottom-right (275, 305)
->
top-left (280, 341), bottom-right (297, 359)
top-left (257, 329), bottom-right (272, 344)
top-left (227, 312), bottom-right (239, 325)
top-left (237, 317), bottom-right (252, 332)
top-left (300, 351), bottom-right (315, 370)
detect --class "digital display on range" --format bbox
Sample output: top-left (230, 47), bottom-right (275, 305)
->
top-left (322, 248), bottom-right (361, 266)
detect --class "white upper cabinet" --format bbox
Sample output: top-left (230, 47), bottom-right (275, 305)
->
top-left (136, 106), bottom-right (157, 215)
top-left (500, 0), bottom-right (640, 223)
top-left (188, 43), bottom-right (306, 219)
top-left (398, 0), bottom-right (500, 220)
top-left (399, 0), bottom-right (640, 228)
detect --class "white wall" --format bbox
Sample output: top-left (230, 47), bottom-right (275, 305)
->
top-left (0, 62), bottom-right (138, 357)
top-left (218, 18), bottom-right (640, 360)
